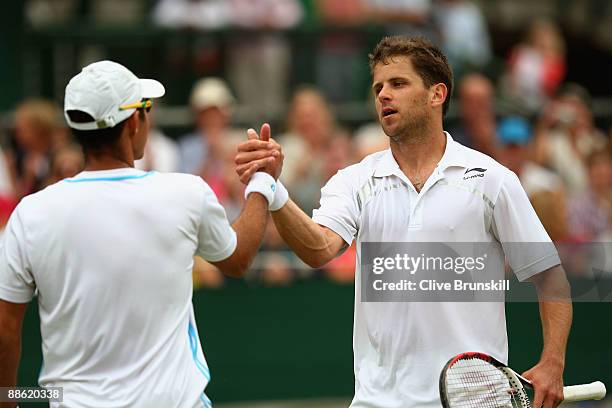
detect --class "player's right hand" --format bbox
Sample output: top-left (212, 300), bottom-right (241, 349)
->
top-left (235, 123), bottom-right (284, 184)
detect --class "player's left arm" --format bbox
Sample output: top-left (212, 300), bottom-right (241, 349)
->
top-left (0, 299), bottom-right (27, 395)
top-left (523, 266), bottom-right (572, 408)
top-left (492, 170), bottom-right (572, 408)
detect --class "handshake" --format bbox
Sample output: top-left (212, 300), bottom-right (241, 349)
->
top-left (235, 123), bottom-right (288, 211)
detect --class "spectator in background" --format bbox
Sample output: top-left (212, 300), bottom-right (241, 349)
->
top-left (366, 0), bottom-right (438, 42)
top-left (135, 109), bottom-right (180, 173)
top-left (534, 84), bottom-right (607, 194)
top-left (449, 74), bottom-right (498, 157)
top-left (434, 0), bottom-right (492, 77)
top-left (495, 117), bottom-right (569, 242)
top-left (353, 122), bottom-right (389, 161)
top-left (256, 222), bottom-right (297, 286)
top-left (192, 165), bottom-right (243, 287)
top-left (44, 143), bottom-right (84, 186)
top-left (503, 20), bottom-right (567, 112)
top-left (496, 117), bottom-right (562, 197)
top-left (180, 78), bottom-right (244, 289)
top-left (309, 0), bottom-right (433, 107)
top-left (320, 132), bottom-right (359, 284)
top-left (279, 87), bottom-right (339, 214)
top-left (497, 118), bottom-right (568, 242)
top-left (0, 140), bottom-right (13, 201)
top-left (226, 0), bottom-right (303, 119)
top-left (0, 121), bottom-right (15, 233)
top-left (567, 149), bottom-right (612, 241)
top-left (7, 99), bottom-right (63, 199)
top-left (152, 0), bottom-right (229, 29)
top-left (178, 78), bottom-right (243, 202)
top-left (152, 0), bottom-right (229, 78)
top-left (316, 0), bottom-right (367, 25)
top-left (314, 130), bottom-right (360, 285)
top-left (323, 131), bottom-right (355, 182)
top-left (530, 189), bottom-right (569, 242)
top-left (0, 195), bottom-right (16, 236)
top-left (314, 0), bottom-right (369, 103)
top-left (192, 256), bottom-right (226, 289)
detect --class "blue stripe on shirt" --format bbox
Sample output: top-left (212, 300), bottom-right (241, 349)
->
top-left (64, 172), bottom-right (155, 183)
top-left (188, 321), bottom-right (211, 381)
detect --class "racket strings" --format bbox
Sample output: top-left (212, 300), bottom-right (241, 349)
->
top-left (443, 358), bottom-right (526, 408)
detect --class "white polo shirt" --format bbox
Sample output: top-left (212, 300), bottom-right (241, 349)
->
top-left (312, 133), bottom-right (559, 408)
top-left (0, 168), bottom-right (237, 408)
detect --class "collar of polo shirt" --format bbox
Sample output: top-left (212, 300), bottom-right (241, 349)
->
top-left (373, 132), bottom-right (469, 178)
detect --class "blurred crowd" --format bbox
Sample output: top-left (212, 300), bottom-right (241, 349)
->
top-left (3, 0), bottom-right (612, 287)
top-left (153, 0), bottom-right (496, 113)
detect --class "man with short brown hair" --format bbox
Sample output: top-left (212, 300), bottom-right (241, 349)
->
top-left (236, 36), bottom-right (571, 407)
top-left (368, 36), bottom-right (453, 116)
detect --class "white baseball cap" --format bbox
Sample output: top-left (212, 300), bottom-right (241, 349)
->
top-left (189, 77), bottom-right (234, 111)
top-left (64, 60), bottom-right (165, 130)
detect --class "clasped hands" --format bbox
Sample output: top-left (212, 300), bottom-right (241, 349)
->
top-left (235, 123), bottom-right (284, 185)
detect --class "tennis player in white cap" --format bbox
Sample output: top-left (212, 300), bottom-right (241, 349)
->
top-left (0, 60), bottom-right (282, 407)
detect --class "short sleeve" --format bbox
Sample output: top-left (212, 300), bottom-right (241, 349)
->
top-left (312, 170), bottom-right (359, 245)
top-left (0, 208), bottom-right (35, 303)
top-left (492, 171), bottom-right (561, 281)
top-left (195, 182), bottom-right (237, 262)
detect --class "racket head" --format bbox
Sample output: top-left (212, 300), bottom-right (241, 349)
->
top-left (440, 352), bottom-right (532, 408)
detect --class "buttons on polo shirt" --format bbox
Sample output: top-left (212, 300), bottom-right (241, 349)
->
top-left (405, 187), bottom-right (422, 230)
top-left (406, 167), bottom-right (445, 230)
top-left (408, 199), bottom-right (423, 230)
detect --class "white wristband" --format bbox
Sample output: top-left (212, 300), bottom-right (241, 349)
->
top-left (270, 180), bottom-right (289, 211)
top-left (244, 172), bottom-right (276, 205)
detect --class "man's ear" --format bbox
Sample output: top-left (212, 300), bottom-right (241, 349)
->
top-left (125, 112), bottom-right (139, 137)
top-left (430, 83), bottom-right (448, 110)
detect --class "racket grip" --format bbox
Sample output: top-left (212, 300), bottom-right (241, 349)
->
top-left (563, 381), bottom-right (606, 402)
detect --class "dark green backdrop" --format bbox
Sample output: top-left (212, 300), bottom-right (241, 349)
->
top-left (17, 280), bottom-right (612, 406)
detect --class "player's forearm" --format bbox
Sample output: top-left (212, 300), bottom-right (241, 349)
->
top-left (0, 333), bottom-right (20, 388)
top-left (539, 300), bottom-right (572, 367)
top-left (534, 266), bottom-right (573, 366)
top-left (227, 194), bottom-right (269, 277)
top-left (271, 199), bottom-right (338, 268)
top-left (0, 301), bottom-right (26, 392)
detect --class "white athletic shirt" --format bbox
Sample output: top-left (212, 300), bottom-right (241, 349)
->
top-left (312, 133), bottom-right (560, 408)
top-left (0, 168), bottom-right (237, 408)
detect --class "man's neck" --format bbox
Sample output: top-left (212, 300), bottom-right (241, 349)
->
top-left (82, 131), bottom-right (137, 171)
top-left (84, 153), bottom-right (134, 171)
top-left (390, 123), bottom-right (446, 176)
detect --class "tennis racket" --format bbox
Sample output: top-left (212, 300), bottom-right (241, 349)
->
top-left (439, 352), bottom-right (606, 407)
